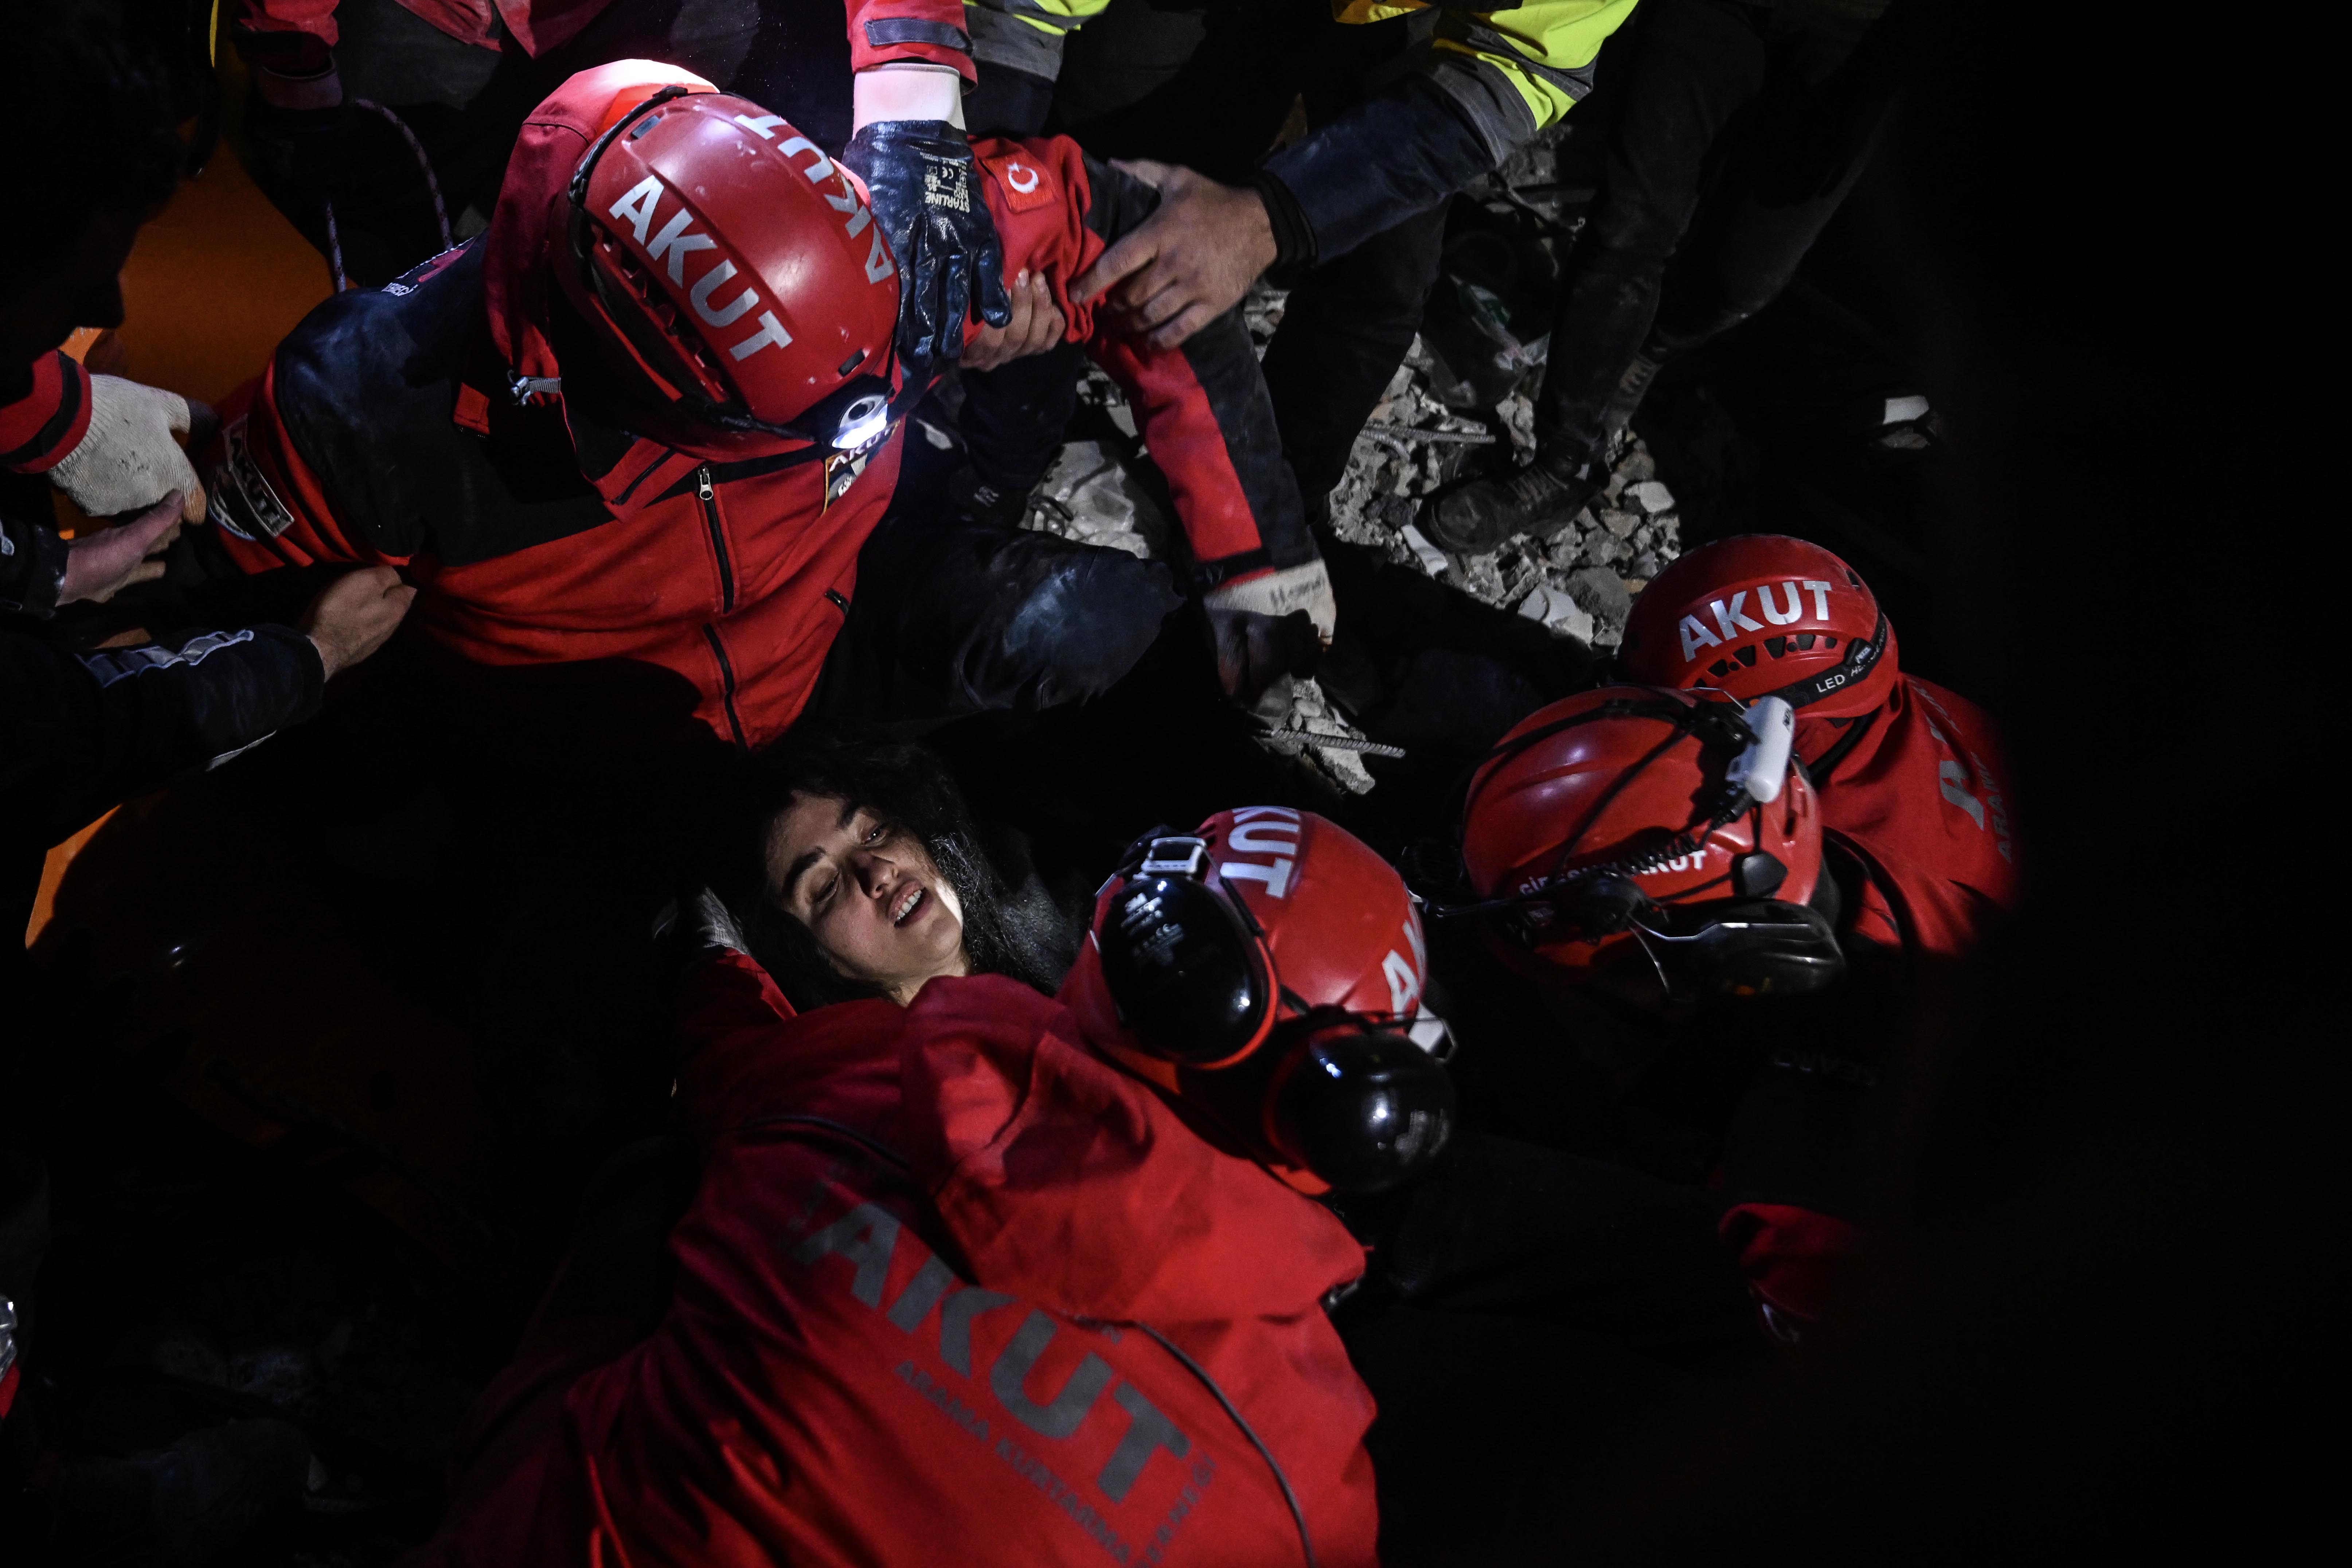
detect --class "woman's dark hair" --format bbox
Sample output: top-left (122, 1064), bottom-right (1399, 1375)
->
top-left (733, 734), bottom-right (1072, 1010)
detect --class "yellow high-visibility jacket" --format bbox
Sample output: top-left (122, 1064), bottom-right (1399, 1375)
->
top-left (964, 1), bottom-right (1641, 158)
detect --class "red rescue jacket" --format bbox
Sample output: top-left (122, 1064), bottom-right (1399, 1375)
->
top-left (208, 64), bottom-right (1310, 748)
top-left (415, 956), bottom-right (1380, 1568)
top-left (1727, 676), bottom-right (2020, 1329)
top-left (1804, 673), bottom-right (2020, 959)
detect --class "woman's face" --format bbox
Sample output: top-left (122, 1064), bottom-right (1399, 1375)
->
top-left (765, 793), bottom-right (969, 1005)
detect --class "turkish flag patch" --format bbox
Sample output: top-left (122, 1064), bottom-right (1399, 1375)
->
top-left (987, 151), bottom-right (1057, 213)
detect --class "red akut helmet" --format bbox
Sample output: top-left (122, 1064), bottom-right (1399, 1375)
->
top-left (1621, 535), bottom-right (1899, 719)
top-left (1063, 807), bottom-right (1454, 1192)
top-left (1458, 687), bottom-right (1843, 997)
top-left (558, 75), bottom-right (900, 450)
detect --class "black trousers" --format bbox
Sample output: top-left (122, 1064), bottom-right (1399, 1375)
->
top-left (1534, 0), bottom-right (1895, 468)
top-left (806, 501), bottom-right (1182, 731)
top-left (1332, 1131), bottom-right (1762, 1560)
top-left (961, 0), bottom-right (1447, 520)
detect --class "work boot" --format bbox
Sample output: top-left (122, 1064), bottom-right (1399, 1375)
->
top-left (37, 1419), bottom-right (310, 1567)
top-left (1425, 452), bottom-right (1607, 555)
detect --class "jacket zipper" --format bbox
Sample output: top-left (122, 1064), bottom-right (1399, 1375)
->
top-left (702, 624), bottom-right (748, 750)
top-left (694, 466), bottom-right (746, 746)
top-left (697, 464), bottom-right (734, 613)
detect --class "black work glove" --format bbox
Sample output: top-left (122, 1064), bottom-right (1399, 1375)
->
top-left (843, 121), bottom-right (1012, 386)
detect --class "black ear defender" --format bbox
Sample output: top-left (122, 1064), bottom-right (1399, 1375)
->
top-left (1264, 1011), bottom-right (1456, 1194)
top-left (1095, 833), bottom-right (1456, 1192)
top-left (1095, 835), bottom-right (1278, 1068)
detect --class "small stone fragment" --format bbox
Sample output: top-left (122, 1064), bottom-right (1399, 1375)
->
top-left (1883, 394), bottom-right (1930, 425)
top-left (1563, 565), bottom-right (1633, 624)
top-left (1517, 583), bottom-right (1597, 643)
top-left (1599, 508), bottom-right (1642, 539)
top-left (1626, 479), bottom-right (1676, 514)
top-left (1399, 523), bottom-right (1452, 578)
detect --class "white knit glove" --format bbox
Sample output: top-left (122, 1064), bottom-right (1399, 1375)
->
top-left (47, 375), bottom-right (205, 521)
top-left (1202, 557), bottom-right (1337, 641)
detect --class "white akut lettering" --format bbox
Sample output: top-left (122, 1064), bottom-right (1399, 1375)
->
top-left (1227, 822), bottom-right (1300, 857)
top-left (773, 132), bottom-right (887, 268)
top-left (1679, 614), bottom-right (1723, 663)
top-left (609, 184), bottom-right (796, 363)
top-left (1710, 592), bottom-right (1765, 641)
top-left (1804, 579), bottom-right (1833, 619)
top-left (1218, 806), bottom-right (1302, 899)
top-left (1635, 850), bottom-right (1710, 876)
top-left (646, 207), bottom-right (717, 284)
top-left (689, 258), bottom-right (759, 327)
top-left (607, 175), bottom-right (663, 243)
top-left (1757, 581), bottom-right (1805, 625)
top-left (1382, 917), bottom-right (1427, 1015)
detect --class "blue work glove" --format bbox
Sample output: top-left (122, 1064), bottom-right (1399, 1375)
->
top-left (844, 121), bottom-right (1012, 384)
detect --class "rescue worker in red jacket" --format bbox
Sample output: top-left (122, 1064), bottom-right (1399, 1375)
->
top-left (206, 61), bottom-right (1325, 749)
top-left (1617, 533), bottom-right (2018, 957)
top-left (409, 805), bottom-right (1395, 1567)
top-left (1454, 684), bottom-right (1887, 1333)
top-left (414, 745), bottom-right (1758, 1562)
top-left (229, 0), bottom-right (1012, 364)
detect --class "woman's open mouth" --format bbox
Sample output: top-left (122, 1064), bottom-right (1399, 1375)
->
top-left (891, 884), bottom-right (927, 926)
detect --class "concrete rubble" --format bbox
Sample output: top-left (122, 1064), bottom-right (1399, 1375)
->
top-left (1019, 273), bottom-right (1679, 792)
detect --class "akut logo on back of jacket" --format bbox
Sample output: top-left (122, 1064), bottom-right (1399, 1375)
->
top-left (1677, 578), bottom-right (1837, 664)
top-left (602, 113), bottom-right (893, 365)
top-left (787, 1182), bottom-right (1223, 1566)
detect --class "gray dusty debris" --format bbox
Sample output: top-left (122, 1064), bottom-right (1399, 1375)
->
top-left (1016, 277), bottom-right (1682, 785)
top-left (1298, 293), bottom-right (1676, 651)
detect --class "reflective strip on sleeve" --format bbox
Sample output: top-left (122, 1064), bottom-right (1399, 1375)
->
top-left (1432, 0), bottom-right (1640, 131)
top-left (864, 17), bottom-right (974, 51)
top-left (965, 0), bottom-right (1110, 37)
top-left (78, 629), bottom-right (258, 689)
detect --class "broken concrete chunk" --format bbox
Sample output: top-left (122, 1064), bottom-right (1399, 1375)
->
top-left (1517, 582), bottom-right (1597, 643)
top-left (1399, 523), bottom-right (1452, 578)
top-left (1599, 508), bottom-right (1642, 539)
top-left (1615, 445), bottom-right (1657, 483)
top-left (1034, 439), bottom-right (1168, 560)
top-left (1625, 479), bottom-right (1676, 514)
top-left (1883, 394), bottom-right (1931, 425)
top-left (1564, 565), bottom-right (1633, 624)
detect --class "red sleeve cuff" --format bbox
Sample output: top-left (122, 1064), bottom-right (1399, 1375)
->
top-left (1, 352), bottom-right (92, 474)
top-left (847, 1), bottom-right (978, 82)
